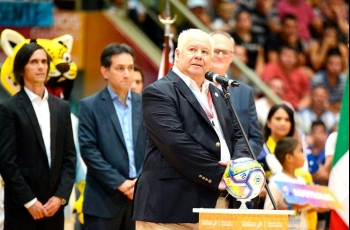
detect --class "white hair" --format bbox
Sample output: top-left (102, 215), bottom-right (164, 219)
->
top-left (209, 30), bottom-right (235, 47)
top-left (177, 29), bottom-right (214, 54)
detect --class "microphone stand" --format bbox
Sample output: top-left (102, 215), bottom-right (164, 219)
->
top-left (221, 84), bottom-right (278, 210)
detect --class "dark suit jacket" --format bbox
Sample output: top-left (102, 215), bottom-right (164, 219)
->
top-left (132, 70), bottom-right (250, 223)
top-left (0, 89), bottom-right (76, 224)
top-left (228, 82), bottom-right (264, 157)
top-left (78, 87), bottom-right (147, 219)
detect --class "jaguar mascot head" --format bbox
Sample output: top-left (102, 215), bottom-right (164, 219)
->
top-left (0, 29), bottom-right (77, 100)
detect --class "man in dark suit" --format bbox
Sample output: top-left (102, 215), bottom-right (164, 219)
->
top-left (132, 29), bottom-right (250, 228)
top-left (78, 43), bottom-right (147, 230)
top-left (209, 31), bottom-right (264, 209)
top-left (0, 43), bottom-right (76, 229)
top-left (209, 31), bottom-right (264, 158)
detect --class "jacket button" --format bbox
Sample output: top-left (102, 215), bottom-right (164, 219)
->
top-left (216, 142), bottom-right (220, 147)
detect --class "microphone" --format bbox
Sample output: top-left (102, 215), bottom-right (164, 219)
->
top-left (205, 72), bottom-right (239, 87)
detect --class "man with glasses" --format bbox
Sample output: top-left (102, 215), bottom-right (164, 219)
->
top-left (209, 31), bottom-right (263, 159)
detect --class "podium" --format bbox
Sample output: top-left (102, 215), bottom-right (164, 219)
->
top-left (193, 208), bottom-right (294, 230)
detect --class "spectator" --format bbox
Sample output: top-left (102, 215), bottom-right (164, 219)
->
top-left (297, 86), bottom-right (338, 134)
top-left (305, 120), bottom-right (330, 185)
top-left (265, 14), bottom-right (306, 66)
top-left (311, 49), bottom-right (346, 114)
top-left (128, 1), bottom-right (164, 49)
top-left (307, 20), bottom-right (348, 73)
top-left (230, 10), bottom-right (265, 76)
top-left (228, 45), bottom-right (262, 97)
top-left (262, 45), bottom-right (310, 110)
top-left (235, 0), bottom-right (280, 45)
top-left (177, 0), bottom-right (211, 34)
top-left (210, 1), bottom-right (236, 33)
top-left (78, 43), bottom-right (147, 230)
top-left (305, 120), bottom-right (331, 229)
top-left (257, 104), bottom-right (297, 182)
top-left (257, 105), bottom-right (318, 228)
top-left (264, 137), bottom-right (322, 230)
top-left (320, 0), bottom-right (349, 37)
top-left (276, 0), bottom-right (323, 47)
top-left (131, 65), bottom-right (144, 94)
top-left (255, 78), bottom-right (294, 127)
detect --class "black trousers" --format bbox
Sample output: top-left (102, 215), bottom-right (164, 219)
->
top-left (84, 199), bottom-right (134, 230)
top-left (4, 209), bottom-right (64, 230)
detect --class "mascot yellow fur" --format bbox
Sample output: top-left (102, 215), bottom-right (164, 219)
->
top-left (0, 29), bottom-right (85, 225)
top-left (1, 29), bottom-right (77, 100)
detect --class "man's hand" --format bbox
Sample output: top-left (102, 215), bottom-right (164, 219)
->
top-left (218, 161), bottom-right (232, 190)
top-left (218, 160), bottom-right (232, 167)
top-left (27, 200), bottom-right (48, 220)
top-left (43, 196), bottom-right (62, 217)
top-left (118, 179), bottom-right (137, 200)
top-left (124, 186), bottom-right (135, 200)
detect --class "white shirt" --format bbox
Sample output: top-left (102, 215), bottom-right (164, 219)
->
top-left (23, 87), bottom-right (51, 208)
top-left (325, 132), bottom-right (338, 157)
top-left (264, 172), bottom-right (308, 230)
top-left (172, 67), bottom-right (231, 161)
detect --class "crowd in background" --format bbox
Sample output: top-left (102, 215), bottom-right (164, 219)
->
top-left (126, 0), bottom-right (348, 130)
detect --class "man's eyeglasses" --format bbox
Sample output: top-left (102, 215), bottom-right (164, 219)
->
top-left (213, 49), bottom-right (233, 57)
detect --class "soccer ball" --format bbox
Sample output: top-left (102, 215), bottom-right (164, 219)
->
top-left (223, 157), bottom-right (266, 200)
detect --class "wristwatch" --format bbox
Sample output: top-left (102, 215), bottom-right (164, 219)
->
top-left (61, 198), bottom-right (67, 205)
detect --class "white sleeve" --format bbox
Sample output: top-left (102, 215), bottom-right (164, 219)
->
top-left (264, 180), bottom-right (284, 210)
top-left (325, 132), bottom-right (338, 157)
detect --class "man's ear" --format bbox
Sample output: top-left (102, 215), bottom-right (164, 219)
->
top-left (100, 66), bottom-right (108, 80)
top-left (175, 49), bottom-right (180, 60)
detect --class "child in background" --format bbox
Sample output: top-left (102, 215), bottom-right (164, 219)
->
top-left (264, 137), bottom-right (315, 230)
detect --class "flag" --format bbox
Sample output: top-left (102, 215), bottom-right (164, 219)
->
top-left (157, 34), bottom-right (174, 80)
top-left (329, 72), bottom-right (349, 230)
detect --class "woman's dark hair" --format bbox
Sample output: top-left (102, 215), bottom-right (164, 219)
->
top-left (134, 65), bottom-right (145, 84)
top-left (13, 42), bottom-right (50, 87)
top-left (100, 43), bottom-right (135, 69)
top-left (275, 137), bottom-right (300, 165)
top-left (264, 104), bottom-right (295, 142)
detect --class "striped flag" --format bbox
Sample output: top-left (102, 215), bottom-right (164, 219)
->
top-left (329, 72), bottom-right (349, 229)
top-left (157, 34), bottom-right (174, 80)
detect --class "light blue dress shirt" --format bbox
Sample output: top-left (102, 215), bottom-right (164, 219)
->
top-left (108, 86), bottom-right (136, 178)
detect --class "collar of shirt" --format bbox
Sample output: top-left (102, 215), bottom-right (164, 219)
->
top-left (107, 85), bottom-right (132, 103)
top-left (172, 66), bottom-right (210, 94)
top-left (24, 87), bottom-right (49, 104)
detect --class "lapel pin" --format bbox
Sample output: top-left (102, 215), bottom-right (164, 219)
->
top-left (215, 92), bottom-right (219, 97)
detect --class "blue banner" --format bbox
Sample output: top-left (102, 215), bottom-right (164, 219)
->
top-left (0, 2), bottom-right (53, 27)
